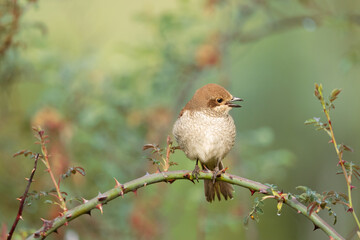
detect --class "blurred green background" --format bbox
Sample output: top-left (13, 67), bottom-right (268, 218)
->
top-left (1, 0), bottom-right (360, 239)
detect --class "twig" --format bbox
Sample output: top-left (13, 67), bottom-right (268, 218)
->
top-left (0, 0), bottom-right (20, 56)
top-left (25, 171), bottom-right (343, 240)
top-left (7, 154), bottom-right (39, 240)
top-left (36, 128), bottom-right (67, 212)
top-left (315, 84), bottom-right (360, 230)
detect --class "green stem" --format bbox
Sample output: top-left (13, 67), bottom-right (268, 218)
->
top-left (41, 139), bottom-right (67, 212)
top-left (317, 84), bottom-right (360, 231)
top-left (25, 171), bottom-right (344, 240)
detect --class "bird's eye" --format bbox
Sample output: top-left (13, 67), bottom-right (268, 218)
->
top-left (216, 98), bottom-right (223, 103)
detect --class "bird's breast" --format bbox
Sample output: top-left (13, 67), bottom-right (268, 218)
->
top-left (172, 110), bottom-right (236, 167)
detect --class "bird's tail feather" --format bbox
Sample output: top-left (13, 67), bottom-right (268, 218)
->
top-left (204, 180), bottom-right (234, 202)
top-left (202, 161), bottom-right (234, 202)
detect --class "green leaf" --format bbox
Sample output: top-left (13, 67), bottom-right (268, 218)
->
top-left (44, 200), bottom-right (54, 204)
top-left (296, 186), bottom-right (308, 192)
top-left (255, 206), bottom-right (264, 215)
top-left (243, 216), bottom-right (249, 226)
top-left (304, 119), bottom-right (317, 125)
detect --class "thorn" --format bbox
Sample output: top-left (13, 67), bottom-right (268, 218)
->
top-left (144, 182), bottom-right (147, 187)
top-left (34, 231), bottom-right (41, 238)
top-left (16, 197), bottom-right (22, 201)
top-left (96, 204), bottom-right (103, 214)
top-left (66, 214), bottom-right (72, 219)
top-left (119, 190), bottom-right (124, 198)
top-left (229, 175), bottom-right (233, 180)
top-left (297, 210), bottom-right (301, 214)
top-left (347, 207), bottom-right (354, 213)
top-left (259, 189), bottom-right (267, 194)
top-left (313, 224), bottom-right (320, 231)
top-left (183, 173), bottom-right (195, 184)
top-left (328, 139), bottom-right (333, 143)
top-left (166, 179), bottom-right (176, 184)
top-left (114, 177), bottom-right (121, 188)
top-left (19, 216), bottom-right (23, 220)
top-left (133, 189), bottom-right (138, 196)
top-left (351, 185), bottom-right (356, 190)
top-left (40, 218), bottom-right (53, 231)
top-left (25, 178), bottom-right (35, 182)
top-left (337, 160), bottom-right (346, 166)
top-left (40, 218), bottom-right (50, 223)
top-left (97, 192), bottom-right (108, 202)
top-left (64, 222), bottom-right (68, 226)
top-left (81, 197), bottom-right (88, 204)
top-left (249, 189), bottom-right (256, 196)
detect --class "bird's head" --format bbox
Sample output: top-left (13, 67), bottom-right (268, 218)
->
top-left (184, 83), bottom-right (243, 116)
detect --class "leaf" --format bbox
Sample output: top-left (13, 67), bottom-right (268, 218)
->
top-left (243, 216), bottom-right (249, 226)
top-left (338, 143), bottom-right (353, 153)
top-left (13, 150), bottom-right (33, 158)
top-left (343, 144), bottom-right (354, 152)
top-left (142, 144), bottom-right (157, 151)
top-left (44, 200), bottom-right (54, 204)
top-left (307, 202), bottom-right (318, 216)
top-left (314, 83), bottom-right (323, 100)
top-left (329, 209), bottom-right (337, 225)
top-left (276, 201), bottom-right (283, 216)
top-left (296, 186), bottom-right (309, 192)
top-left (74, 166), bottom-right (86, 176)
top-left (329, 88), bottom-right (342, 102)
top-left (304, 118), bottom-right (318, 125)
top-left (148, 158), bottom-right (160, 165)
top-left (255, 206), bottom-right (264, 215)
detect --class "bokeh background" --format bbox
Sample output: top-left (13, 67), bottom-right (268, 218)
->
top-left (1, 0), bottom-right (360, 239)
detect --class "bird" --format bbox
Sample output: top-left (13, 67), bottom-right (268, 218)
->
top-left (173, 83), bottom-right (243, 202)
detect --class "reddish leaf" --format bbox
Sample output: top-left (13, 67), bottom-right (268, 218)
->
top-left (329, 88), bottom-right (342, 102)
top-left (343, 144), bottom-right (354, 152)
top-left (74, 166), bottom-right (86, 176)
top-left (142, 144), bottom-right (156, 151)
top-left (13, 150), bottom-right (31, 158)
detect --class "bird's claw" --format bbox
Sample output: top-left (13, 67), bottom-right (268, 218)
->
top-left (212, 166), bottom-right (220, 184)
top-left (211, 166), bottom-right (228, 184)
top-left (192, 164), bottom-right (200, 182)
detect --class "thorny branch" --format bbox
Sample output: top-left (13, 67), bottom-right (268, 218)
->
top-left (35, 127), bottom-right (67, 212)
top-left (314, 84), bottom-right (360, 231)
top-left (25, 171), bottom-right (344, 240)
top-left (7, 154), bottom-right (39, 240)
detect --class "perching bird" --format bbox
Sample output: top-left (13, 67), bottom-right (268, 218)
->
top-left (173, 83), bottom-right (243, 202)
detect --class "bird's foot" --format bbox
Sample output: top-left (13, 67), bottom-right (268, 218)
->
top-left (212, 166), bottom-right (221, 184)
top-left (220, 167), bottom-right (229, 174)
top-left (192, 164), bottom-right (200, 182)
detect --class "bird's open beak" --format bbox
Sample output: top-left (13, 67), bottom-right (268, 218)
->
top-left (226, 97), bottom-right (243, 108)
